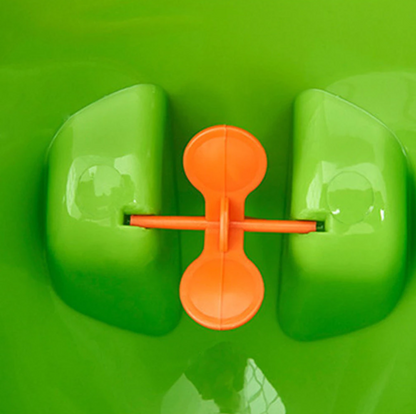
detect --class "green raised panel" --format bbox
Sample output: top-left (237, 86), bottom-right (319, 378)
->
top-left (279, 89), bottom-right (408, 341)
top-left (46, 84), bottom-right (182, 336)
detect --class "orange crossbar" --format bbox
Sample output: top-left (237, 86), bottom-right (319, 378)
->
top-left (129, 215), bottom-right (317, 234)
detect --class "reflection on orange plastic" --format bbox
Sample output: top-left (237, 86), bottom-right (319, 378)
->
top-left (130, 125), bottom-right (317, 330)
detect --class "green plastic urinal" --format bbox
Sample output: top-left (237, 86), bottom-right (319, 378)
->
top-left (3, 1), bottom-right (416, 413)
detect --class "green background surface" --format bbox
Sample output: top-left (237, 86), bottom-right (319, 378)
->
top-left (2, 0), bottom-right (416, 413)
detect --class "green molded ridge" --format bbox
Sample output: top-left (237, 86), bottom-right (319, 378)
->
top-left (279, 89), bottom-right (408, 341)
top-left (46, 84), bottom-right (182, 336)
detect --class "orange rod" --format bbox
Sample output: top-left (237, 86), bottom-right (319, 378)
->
top-left (235, 219), bottom-right (316, 233)
top-left (130, 215), bottom-right (206, 230)
top-left (129, 215), bottom-right (317, 234)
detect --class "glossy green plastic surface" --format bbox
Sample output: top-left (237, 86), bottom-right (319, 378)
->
top-left (280, 89), bottom-right (408, 340)
top-left (3, 1), bottom-right (416, 413)
top-left (46, 84), bottom-right (181, 335)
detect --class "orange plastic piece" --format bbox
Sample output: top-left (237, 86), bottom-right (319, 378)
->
top-left (130, 215), bottom-right (317, 233)
top-left (180, 125), bottom-right (267, 331)
top-left (130, 125), bottom-right (317, 330)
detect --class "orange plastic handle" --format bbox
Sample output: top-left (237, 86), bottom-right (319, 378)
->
top-left (130, 125), bottom-right (317, 330)
top-left (180, 125), bottom-right (267, 330)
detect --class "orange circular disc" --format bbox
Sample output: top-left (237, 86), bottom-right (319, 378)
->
top-left (180, 252), bottom-right (264, 330)
top-left (183, 125), bottom-right (267, 200)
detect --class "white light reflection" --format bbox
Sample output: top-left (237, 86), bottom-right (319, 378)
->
top-left (161, 358), bottom-right (286, 414)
